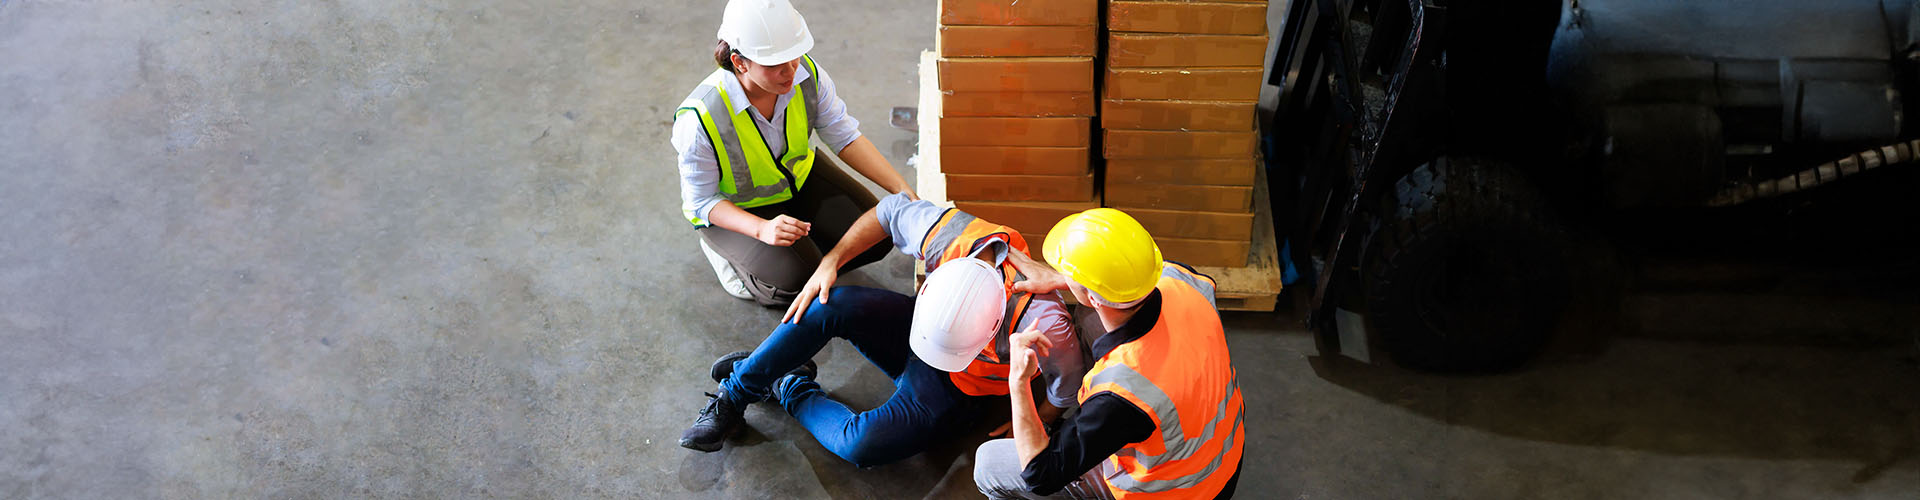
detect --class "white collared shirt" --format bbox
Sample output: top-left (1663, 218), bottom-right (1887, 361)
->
top-left (671, 62), bottom-right (863, 223)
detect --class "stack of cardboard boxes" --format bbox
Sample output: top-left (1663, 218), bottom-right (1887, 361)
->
top-left (935, 0), bottom-right (1100, 255)
top-left (1101, 1), bottom-right (1267, 267)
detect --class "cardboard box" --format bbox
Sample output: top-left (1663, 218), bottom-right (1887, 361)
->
top-left (941, 146), bottom-right (1092, 175)
top-left (1155, 237), bottom-right (1252, 267)
top-left (1106, 182), bottom-right (1253, 212)
top-left (1009, 230), bottom-right (1237, 264)
top-left (1104, 129), bottom-right (1258, 158)
top-left (1106, 158), bottom-right (1257, 186)
top-left (942, 91), bottom-right (1095, 117)
top-left (954, 200), bottom-right (1100, 236)
top-left (1020, 233), bottom-right (1052, 261)
top-left (940, 57), bottom-right (1095, 92)
top-left (1108, 1), bottom-right (1268, 35)
top-left (946, 172), bottom-right (1096, 202)
top-left (939, 25), bottom-right (1097, 57)
top-left (941, 0), bottom-right (1099, 26)
top-left (944, 117), bottom-right (1091, 147)
top-left (1101, 99), bottom-right (1255, 131)
top-left (1125, 207), bottom-right (1255, 241)
top-left (1104, 67), bottom-right (1262, 100)
top-left (1108, 33), bottom-right (1269, 68)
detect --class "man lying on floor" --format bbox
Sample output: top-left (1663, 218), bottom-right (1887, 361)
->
top-left (680, 192), bottom-right (1087, 468)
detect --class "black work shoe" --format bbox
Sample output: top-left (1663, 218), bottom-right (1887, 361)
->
top-left (679, 392), bottom-right (744, 452)
top-left (709, 351), bottom-right (819, 384)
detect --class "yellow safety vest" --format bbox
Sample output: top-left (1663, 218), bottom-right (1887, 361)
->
top-left (676, 55), bottom-right (822, 226)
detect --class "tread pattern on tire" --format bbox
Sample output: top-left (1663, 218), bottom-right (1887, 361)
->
top-left (1364, 157), bottom-right (1570, 372)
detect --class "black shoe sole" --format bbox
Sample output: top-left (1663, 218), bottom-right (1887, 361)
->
top-left (679, 436), bottom-right (725, 452)
top-left (709, 351), bottom-right (751, 383)
top-left (710, 351), bottom-right (818, 383)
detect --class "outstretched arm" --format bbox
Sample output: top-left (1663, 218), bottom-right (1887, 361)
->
top-left (783, 205), bottom-right (889, 323)
top-left (837, 136), bottom-right (916, 200)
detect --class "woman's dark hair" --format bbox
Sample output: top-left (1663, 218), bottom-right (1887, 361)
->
top-left (715, 40), bottom-right (741, 72)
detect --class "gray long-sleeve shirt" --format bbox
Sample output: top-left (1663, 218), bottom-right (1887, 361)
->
top-left (874, 193), bottom-right (1088, 408)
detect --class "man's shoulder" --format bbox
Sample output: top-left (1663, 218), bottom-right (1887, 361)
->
top-left (1019, 291), bottom-right (1071, 322)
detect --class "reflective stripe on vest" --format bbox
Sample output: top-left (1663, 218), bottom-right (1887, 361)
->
top-left (1079, 272), bottom-right (1243, 499)
top-left (1089, 366), bottom-right (1243, 494)
top-left (676, 55), bottom-right (823, 226)
top-left (919, 208), bottom-right (975, 271)
top-left (921, 209), bottom-right (1037, 397)
top-left (1159, 262), bottom-right (1218, 310)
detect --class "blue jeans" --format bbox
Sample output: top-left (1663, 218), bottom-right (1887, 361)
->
top-left (719, 286), bottom-right (989, 468)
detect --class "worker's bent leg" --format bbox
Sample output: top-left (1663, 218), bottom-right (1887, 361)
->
top-left (781, 359), bottom-right (978, 468)
top-left (973, 439), bottom-right (1115, 500)
top-left (813, 286), bottom-right (917, 379)
top-left (719, 286), bottom-right (913, 405)
top-left (698, 205), bottom-right (827, 307)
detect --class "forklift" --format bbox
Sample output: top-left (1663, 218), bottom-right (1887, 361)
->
top-left (1269, 0), bottom-right (1920, 371)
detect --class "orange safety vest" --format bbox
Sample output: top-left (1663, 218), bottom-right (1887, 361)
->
top-left (1079, 264), bottom-right (1243, 499)
top-left (920, 208), bottom-right (1036, 397)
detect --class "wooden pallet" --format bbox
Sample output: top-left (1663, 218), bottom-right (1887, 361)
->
top-left (1191, 162), bottom-right (1283, 312)
top-left (913, 50), bottom-right (1283, 312)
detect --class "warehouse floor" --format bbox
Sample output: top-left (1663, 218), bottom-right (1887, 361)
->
top-left (3, 1), bottom-right (1918, 498)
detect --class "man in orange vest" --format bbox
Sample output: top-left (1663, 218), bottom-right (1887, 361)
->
top-left (973, 208), bottom-right (1244, 499)
top-left (679, 193), bottom-right (1088, 467)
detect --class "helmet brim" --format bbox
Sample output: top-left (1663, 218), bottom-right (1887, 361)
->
top-left (741, 35), bottom-right (813, 67)
top-left (911, 331), bottom-right (987, 373)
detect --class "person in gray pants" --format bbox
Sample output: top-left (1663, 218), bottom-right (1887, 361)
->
top-left (671, 0), bottom-right (915, 306)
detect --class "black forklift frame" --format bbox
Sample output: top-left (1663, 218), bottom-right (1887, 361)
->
top-left (1269, 0), bottom-right (1448, 349)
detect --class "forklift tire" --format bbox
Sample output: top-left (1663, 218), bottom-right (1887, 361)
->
top-left (1363, 157), bottom-right (1571, 372)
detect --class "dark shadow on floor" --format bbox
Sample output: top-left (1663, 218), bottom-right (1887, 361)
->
top-left (1300, 291), bottom-right (1920, 485)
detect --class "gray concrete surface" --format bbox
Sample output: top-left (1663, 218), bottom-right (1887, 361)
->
top-left (3, 0), bottom-right (1918, 498)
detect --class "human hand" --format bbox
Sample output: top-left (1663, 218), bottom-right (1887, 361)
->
top-left (1006, 250), bottom-right (1069, 295)
top-left (756, 215), bottom-right (811, 247)
top-left (1007, 328), bottom-right (1052, 386)
top-left (783, 261), bottom-right (837, 324)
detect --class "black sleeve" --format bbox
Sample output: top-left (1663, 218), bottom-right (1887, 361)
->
top-left (1019, 392), bottom-right (1156, 495)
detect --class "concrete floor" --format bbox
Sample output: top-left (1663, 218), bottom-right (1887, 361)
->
top-left (3, 0), bottom-right (1918, 498)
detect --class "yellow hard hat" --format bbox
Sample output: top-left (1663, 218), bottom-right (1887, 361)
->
top-left (1043, 208), bottom-right (1163, 305)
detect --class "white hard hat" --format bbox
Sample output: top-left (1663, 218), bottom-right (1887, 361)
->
top-left (911, 257), bottom-right (1007, 373)
top-left (717, 0), bottom-right (815, 66)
